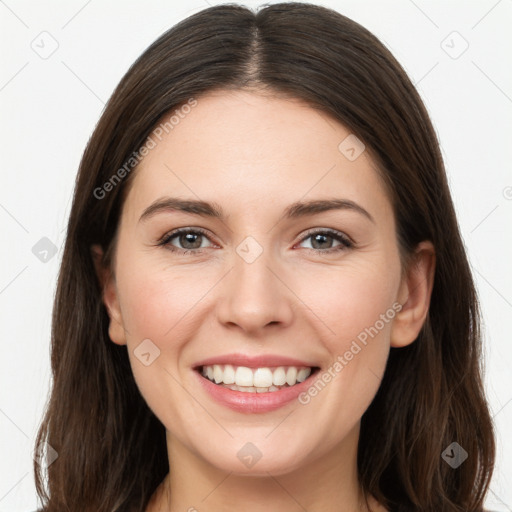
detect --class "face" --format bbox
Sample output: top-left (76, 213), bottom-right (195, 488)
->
top-left (98, 89), bottom-right (432, 477)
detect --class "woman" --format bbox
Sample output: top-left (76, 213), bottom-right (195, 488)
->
top-left (33, 3), bottom-right (495, 511)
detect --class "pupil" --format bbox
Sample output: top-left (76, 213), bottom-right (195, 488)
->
top-left (312, 234), bottom-right (332, 249)
top-left (180, 233), bottom-right (202, 249)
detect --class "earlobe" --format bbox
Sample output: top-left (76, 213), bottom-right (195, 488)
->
top-left (90, 244), bottom-right (127, 346)
top-left (390, 241), bottom-right (436, 348)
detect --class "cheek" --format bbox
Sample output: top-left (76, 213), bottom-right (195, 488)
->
top-left (295, 259), bottom-right (399, 347)
top-left (298, 273), bottom-right (396, 426)
top-left (112, 254), bottom-right (208, 381)
top-left (294, 259), bottom-right (398, 405)
top-left (114, 262), bottom-right (209, 419)
top-left (116, 258), bottom-right (212, 340)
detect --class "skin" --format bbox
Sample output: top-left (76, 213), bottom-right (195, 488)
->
top-left (92, 89), bottom-right (435, 512)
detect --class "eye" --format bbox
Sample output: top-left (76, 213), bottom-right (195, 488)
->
top-left (158, 227), bottom-right (215, 254)
top-left (157, 227), bottom-right (353, 255)
top-left (296, 228), bottom-right (353, 253)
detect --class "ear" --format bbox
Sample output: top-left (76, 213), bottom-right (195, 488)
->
top-left (90, 244), bottom-right (127, 346)
top-left (390, 240), bottom-right (436, 348)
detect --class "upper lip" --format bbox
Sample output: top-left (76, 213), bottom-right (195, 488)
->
top-left (193, 353), bottom-right (319, 369)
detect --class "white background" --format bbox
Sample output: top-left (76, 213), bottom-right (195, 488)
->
top-left (0, 1), bottom-right (511, 511)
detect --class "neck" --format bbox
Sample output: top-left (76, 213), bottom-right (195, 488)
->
top-left (147, 423), bottom-right (386, 512)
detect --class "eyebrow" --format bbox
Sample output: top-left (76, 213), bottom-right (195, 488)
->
top-left (139, 197), bottom-right (375, 224)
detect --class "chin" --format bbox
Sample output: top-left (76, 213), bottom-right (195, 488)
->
top-left (190, 437), bottom-right (309, 476)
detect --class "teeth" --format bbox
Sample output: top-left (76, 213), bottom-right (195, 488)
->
top-left (213, 365), bottom-right (223, 384)
top-left (253, 368), bottom-right (273, 387)
top-left (285, 367), bottom-right (297, 386)
top-left (223, 364), bottom-right (235, 384)
top-left (201, 364), bottom-right (313, 390)
top-left (235, 366), bottom-right (254, 387)
top-left (297, 368), bottom-right (310, 382)
top-left (224, 384), bottom-right (282, 392)
top-left (273, 367), bottom-right (286, 386)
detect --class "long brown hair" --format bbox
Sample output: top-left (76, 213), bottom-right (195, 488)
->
top-left (34, 3), bottom-right (495, 511)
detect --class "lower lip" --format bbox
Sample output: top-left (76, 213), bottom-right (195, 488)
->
top-left (193, 368), bottom-right (320, 413)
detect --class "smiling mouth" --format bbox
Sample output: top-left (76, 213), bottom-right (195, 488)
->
top-left (195, 364), bottom-right (321, 393)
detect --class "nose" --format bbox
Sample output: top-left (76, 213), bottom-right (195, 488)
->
top-left (215, 247), bottom-right (295, 335)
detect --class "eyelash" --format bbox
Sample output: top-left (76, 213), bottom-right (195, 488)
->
top-left (157, 227), bottom-right (354, 255)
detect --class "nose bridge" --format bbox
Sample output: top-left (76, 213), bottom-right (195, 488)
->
top-left (216, 235), bottom-right (293, 331)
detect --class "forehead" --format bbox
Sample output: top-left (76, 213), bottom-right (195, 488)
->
top-left (123, 89), bottom-right (391, 221)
